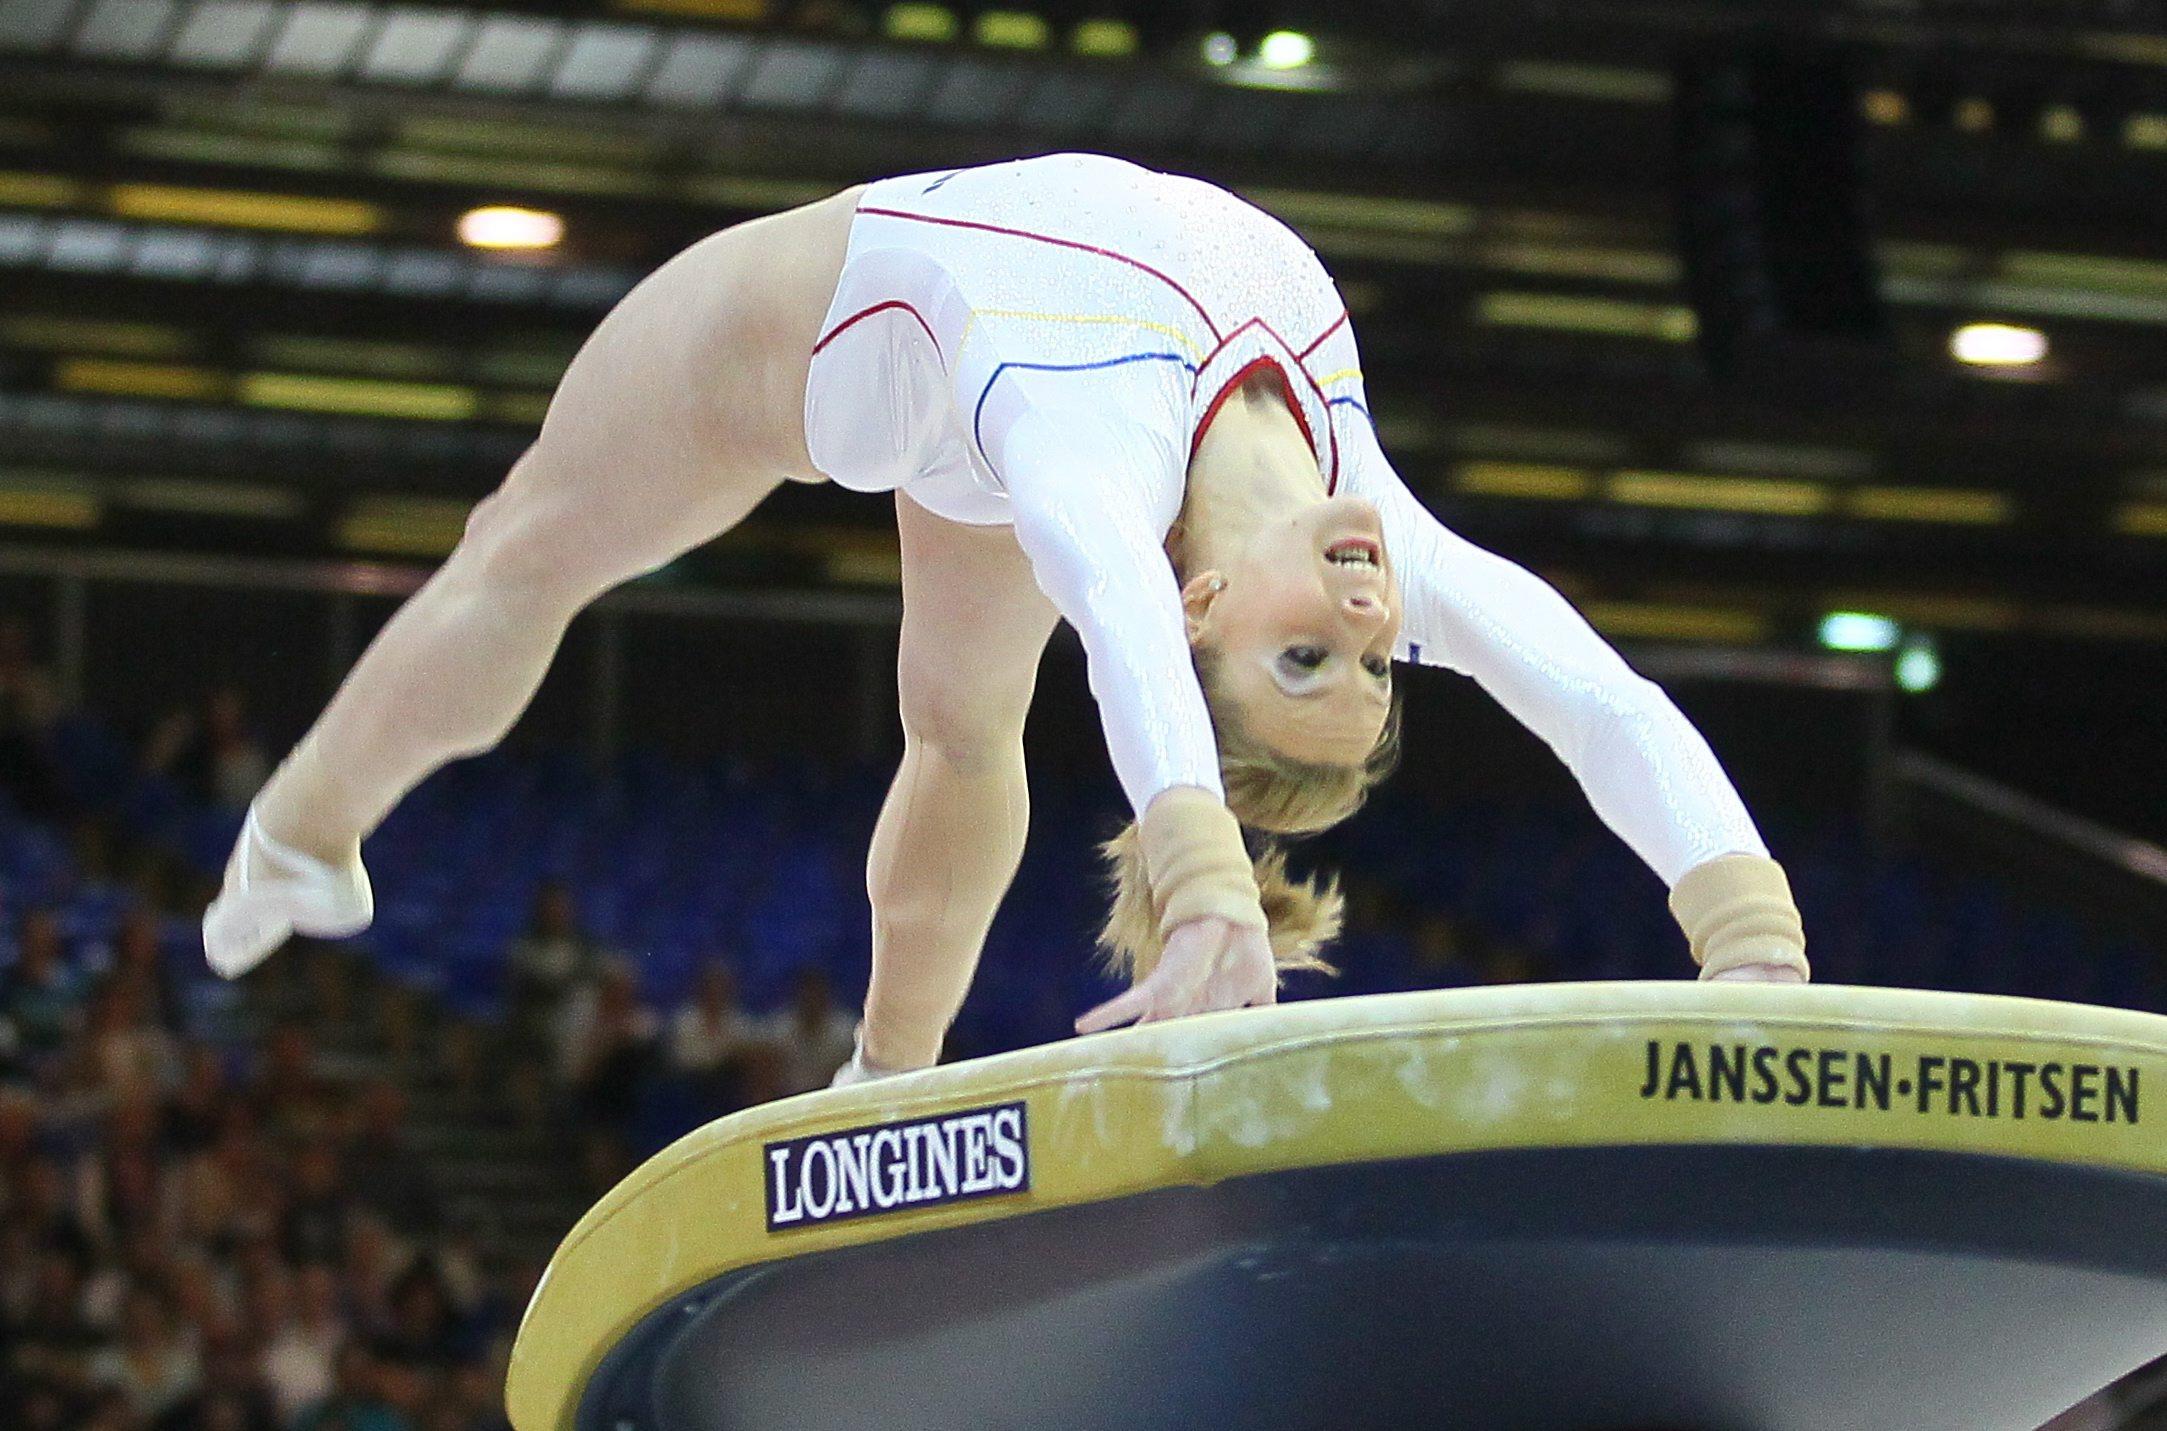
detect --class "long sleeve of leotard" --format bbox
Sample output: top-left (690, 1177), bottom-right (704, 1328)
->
top-left (1335, 411), bottom-right (1768, 887)
top-left (992, 406), bottom-right (1224, 816)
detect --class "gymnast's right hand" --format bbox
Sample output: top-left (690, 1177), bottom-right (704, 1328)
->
top-left (1075, 915), bottom-right (1278, 1033)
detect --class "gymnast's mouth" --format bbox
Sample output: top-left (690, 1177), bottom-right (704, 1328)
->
top-left (1323, 537), bottom-right (1382, 570)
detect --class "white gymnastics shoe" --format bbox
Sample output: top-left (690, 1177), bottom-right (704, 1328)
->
top-left (829, 1028), bottom-right (912, 1088)
top-left (201, 808), bottom-right (373, 980)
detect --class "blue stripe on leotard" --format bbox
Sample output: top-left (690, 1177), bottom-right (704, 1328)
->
top-left (972, 351), bottom-right (1199, 479)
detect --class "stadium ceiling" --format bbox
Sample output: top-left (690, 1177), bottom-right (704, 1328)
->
top-left (3, 0), bottom-right (2167, 646)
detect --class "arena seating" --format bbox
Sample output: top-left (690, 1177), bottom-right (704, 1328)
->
top-left (3, 705), bottom-right (2162, 1429)
top-left (13, 707), bottom-right (2164, 1058)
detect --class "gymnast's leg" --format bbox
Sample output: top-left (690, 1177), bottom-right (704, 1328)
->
top-left (205, 229), bottom-right (807, 975)
top-left (849, 494), bottom-right (1059, 1074)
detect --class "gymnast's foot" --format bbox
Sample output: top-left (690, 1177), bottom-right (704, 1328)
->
top-left (201, 807), bottom-right (373, 980)
top-left (830, 1028), bottom-right (916, 1088)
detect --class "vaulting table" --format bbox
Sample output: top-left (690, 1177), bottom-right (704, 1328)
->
top-left (507, 981), bottom-right (2167, 1431)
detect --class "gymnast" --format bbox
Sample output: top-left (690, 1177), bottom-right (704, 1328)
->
top-left (202, 152), bottom-right (1809, 1081)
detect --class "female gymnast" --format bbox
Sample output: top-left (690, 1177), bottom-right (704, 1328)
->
top-left (203, 152), bottom-right (1809, 1081)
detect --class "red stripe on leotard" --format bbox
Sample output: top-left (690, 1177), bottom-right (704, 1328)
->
top-left (1189, 319), bottom-right (1342, 494)
top-left (812, 300), bottom-right (942, 359)
top-left (1297, 310), bottom-right (1348, 360)
top-left (1192, 354), bottom-right (1301, 456)
top-left (856, 207), bottom-right (1224, 343)
top-left (844, 208), bottom-right (1351, 490)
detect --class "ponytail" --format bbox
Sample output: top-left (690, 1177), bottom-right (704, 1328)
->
top-left (1096, 654), bottom-right (1399, 981)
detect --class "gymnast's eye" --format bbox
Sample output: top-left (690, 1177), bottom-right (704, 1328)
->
top-left (1282, 645), bottom-right (1327, 671)
top-left (1362, 655), bottom-right (1389, 679)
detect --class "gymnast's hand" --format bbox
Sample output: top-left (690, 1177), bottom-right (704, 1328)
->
top-left (1075, 916), bottom-right (1278, 1033)
top-left (1705, 961), bottom-right (1808, 984)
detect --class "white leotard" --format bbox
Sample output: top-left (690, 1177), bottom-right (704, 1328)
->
top-left (803, 153), bottom-right (1766, 887)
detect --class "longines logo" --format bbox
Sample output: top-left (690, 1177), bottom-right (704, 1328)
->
top-left (764, 1101), bottom-right (1030, 1231)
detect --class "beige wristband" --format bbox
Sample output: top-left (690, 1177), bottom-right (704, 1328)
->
top-left (1668, 853), bottom-right (1811, 982)
top-left (1138, 786), bottom-right (1268, 938)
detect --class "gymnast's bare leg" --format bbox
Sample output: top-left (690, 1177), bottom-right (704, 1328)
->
top-left (204, 189), bottom-right (863, 976)
top-left (845, 494), bottom-right (1059, 1076)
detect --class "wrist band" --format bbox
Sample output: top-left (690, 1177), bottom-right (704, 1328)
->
top-left (1138, 786), bottom-right (1268, 939)
top-left (1668, 853), bottom-right (1811, 982)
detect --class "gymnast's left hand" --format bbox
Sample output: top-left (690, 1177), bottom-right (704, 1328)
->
top-left (1074, 916), bottom-right (1277, 1033)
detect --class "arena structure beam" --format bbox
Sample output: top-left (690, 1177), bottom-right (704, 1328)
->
top-left (8, 2), bottom-right (2167, 622)
top-left (0, 0), bottom-right (1466, 190)
top-left (509, 981), bottom-right (2167, 1431)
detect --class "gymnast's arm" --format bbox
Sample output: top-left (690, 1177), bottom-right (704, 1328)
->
top-left (989, 405), bottom-right (1277, 1022)
top-left (1336, 413), bottom-right (1808, 980)
top-left (994, 409), bottom-right (1221, 812)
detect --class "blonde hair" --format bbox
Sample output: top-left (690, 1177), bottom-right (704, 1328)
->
top-left (1098, 650), bottom-right (1401, 982)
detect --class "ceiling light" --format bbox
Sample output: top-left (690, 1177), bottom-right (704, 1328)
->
top-left (1843, 486), bottom-right (2012, 525)
top-left (1818, 612), bottom-right (1900, 653)
top-left (1583, 602), bottom-right (1769, 645)
top-left (457, 206), bottom-right (564, 251)
top-left (1071, 20), bottom-right (1137, 57)
top-left (1257, 30), bottom-right (1314, 70)
top-left (109, 183), bottom-right (380, 235)
top-left (1950, 322), bottom-right (2046, 366)
top-left (1860, 89), bottom-right (1909, 125)
top-left (2114, 501), bottom-right (2167, 537)
top-left (1607, 470), bottom-right (1831, 517)
top-left (2040, 105), bottom-right (2085, 142)
top-left (1201, 32), bottom-right (1237, 66)
top-left (1895, 637), bottom-right (1942, 694)
top-left (884, 3), bottom-right (959, 41)
top-left (975, 11), bottom-right (1049, 49)
top-left (1453, 462), bottom-right (1595, 501)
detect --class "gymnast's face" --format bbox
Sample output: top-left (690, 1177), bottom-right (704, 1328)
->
top-left (1184, 494), bottom-right (1401, 766)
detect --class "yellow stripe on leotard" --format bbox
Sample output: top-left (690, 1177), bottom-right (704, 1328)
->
top-left (958, 308), bottom-right (1208, 362)
top-left (1315, 366), bottom-right (1363, 387)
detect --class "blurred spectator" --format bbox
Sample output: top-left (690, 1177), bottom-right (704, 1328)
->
top-left (375, 1261), bottom-right (467, 1395)
top-left (665, 962), bottom-right (762, 1109)
top-left (16, 1377), bottom-right (75, 1431)
top-left (296, 1342), bottom-right (411, 1431)
top-left (3, 906), bottom-right (88, 1068)
top-left (15, 1154), bottom-right (93, 1259)
top-left (505, 883), bottom-right (606, 1055)
top-left (79, 973), bottom-right (181, 1101)
top-left (7, 1243), bottom-right (104, 1393)
top-left (75, 971), bottom-right (182, 1105)
top-left (260, 1263), bottom-right (345, 1425)
top-left (556, 959), bottom-right (656, 1117)
top-left (1410, 912), bottom-right (1479, 986)
top-left (166, 1048), bottom-right (228, 1158)
top-left (0, 1083), bottom-right (38, 1182)
top-left (166, 1248), bottom-right (238, 1347)
top-left (76, 1090), bottom-right (175, 1252)
top-left (0, 613), bottom-right (66, 820)
top-left (345, 1080), bottom-right (439, 1241)
top-left (82, 1225), bottom-right (170, 1330)
top-left (156, 1329), bottom-right (281, 1431)
top-left (88, 1283), bottom-right (201, 1419)
top-left (251, 1026), bottom-right (338, 1142)
top-left (340, 1212), bottom-right (405, 1340)
top-left (282, 1140), bottom-right (354, 1268)
top-left (173, 1110), bottom-right (275, 1249)
top-left (104, 904), bottom-right (183, 1033)
top-left (78, 1387), bottom-right (140, 1431)
top-left (555, 959), bottom-right (655, 1191)
top-left (767, 969), bottom-right (855, 1096)
top-left (144, 687), bottom-right (271, 813)
top-left (427, 1359), bottom-right (512, 1431)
